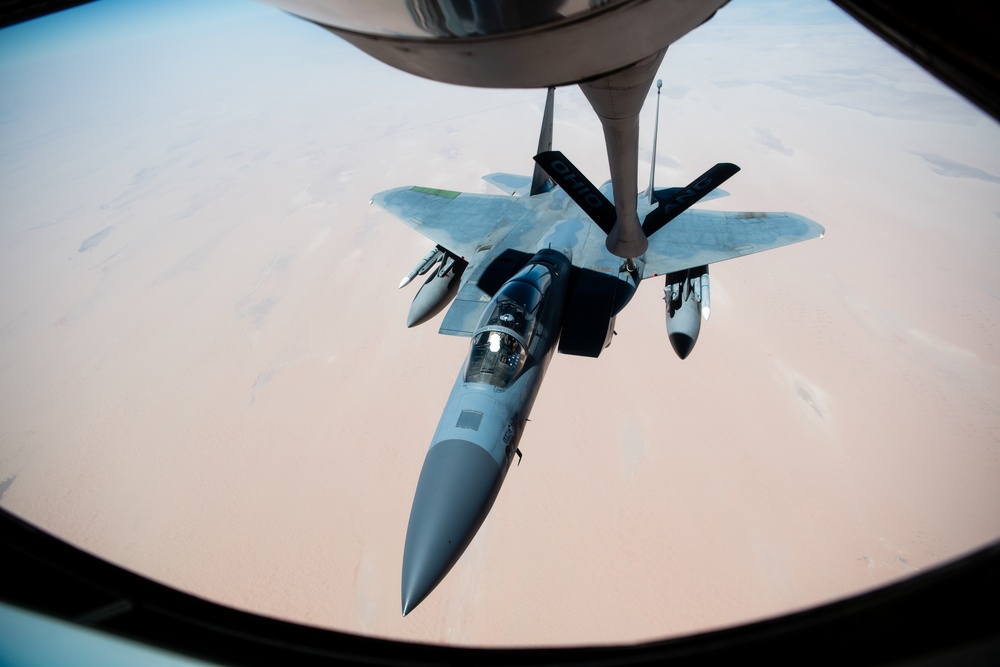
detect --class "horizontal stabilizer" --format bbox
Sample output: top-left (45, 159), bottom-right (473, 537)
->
top-left (643, 163), bottom-right (740, 237)
top-left (533, 150), bottom-right (616, 235)
top-left (482, 173), bottom-right (531, 196)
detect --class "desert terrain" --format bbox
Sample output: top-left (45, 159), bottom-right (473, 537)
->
top-left (1, 0), bottom-right (998, 647)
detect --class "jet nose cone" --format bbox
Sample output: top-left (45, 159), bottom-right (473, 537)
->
top-left (669, 332), bottom-right (695, 359)
top-left (401, 439), bottom-right (504, 616)
top-left (405, 309), bottom-right (426, 329)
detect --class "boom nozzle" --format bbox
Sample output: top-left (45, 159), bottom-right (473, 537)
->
top-left (579, 49), bottom-right (666, 258)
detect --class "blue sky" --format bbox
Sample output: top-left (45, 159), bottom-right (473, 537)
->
top-left (0, 0), bottom-right (276, 67)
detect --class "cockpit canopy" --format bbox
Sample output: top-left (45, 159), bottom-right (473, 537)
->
top-left (464, 329), bottom-right (525, 389)
top-left (463, 263), bottom-right (554, 388)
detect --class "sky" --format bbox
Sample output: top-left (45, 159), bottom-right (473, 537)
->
top-left (1, 0), bottom-right (998, 652)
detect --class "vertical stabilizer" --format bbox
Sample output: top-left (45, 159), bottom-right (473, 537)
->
top-left (529, 87), bottom-right (556, 196)
top-left (645, 79), bottom-right (663, 205)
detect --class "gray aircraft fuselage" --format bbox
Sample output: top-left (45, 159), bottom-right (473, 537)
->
top-left (401, 247), bottom-right (572, 615)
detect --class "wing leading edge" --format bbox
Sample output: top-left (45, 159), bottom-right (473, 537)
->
top-left (373, 185), bottom-right (549, 337)
top-left (372, 186), bottom-right (525, 259)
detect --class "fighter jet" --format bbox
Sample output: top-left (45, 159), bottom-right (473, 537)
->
top-left (263, 0), bottom-right (820, 618)
top-left (377, 84), bottom-right (825, 615)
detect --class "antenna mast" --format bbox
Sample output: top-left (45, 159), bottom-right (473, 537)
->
top-left (646, 79), bottom-right (662, 205)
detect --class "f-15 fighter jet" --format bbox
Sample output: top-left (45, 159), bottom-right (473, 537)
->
top-left (375, 84), bottom-right (824, 615)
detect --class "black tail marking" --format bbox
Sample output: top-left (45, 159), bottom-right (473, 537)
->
top-left (642, 162), bottom-right (740, 237)
top-left (533, 150), bottom-right (616, 235)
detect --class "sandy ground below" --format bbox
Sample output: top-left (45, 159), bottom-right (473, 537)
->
top-left (1, 0), bottom-right (998, 647)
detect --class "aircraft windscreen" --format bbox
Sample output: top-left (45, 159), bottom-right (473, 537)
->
top-left (464, 329), bottom-right (526, 388)
top-left (463, 272), bottom-right (549, 388)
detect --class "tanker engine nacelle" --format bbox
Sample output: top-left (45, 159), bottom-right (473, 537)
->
top-left (664, 265), bottom-right (710, 360)
top-left (400, 246), bottom-right (468, 328)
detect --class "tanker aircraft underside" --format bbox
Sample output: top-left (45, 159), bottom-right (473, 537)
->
top-left (373, 84), bottom-right (825, 615)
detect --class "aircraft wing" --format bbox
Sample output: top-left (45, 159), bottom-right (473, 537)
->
top-left (642, 209), bottom-right (825, 276)
top-left (372, 186), bottom-right (524, 259)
